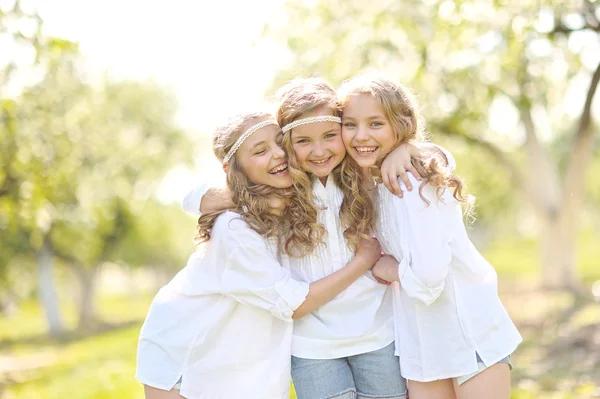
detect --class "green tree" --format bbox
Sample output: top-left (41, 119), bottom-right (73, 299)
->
top-left (0, 1), bottom-right (74, 334)
top-left (1, 1), bottom-right (193, 333)
top-left (265, 0), bottom-right (599, 289)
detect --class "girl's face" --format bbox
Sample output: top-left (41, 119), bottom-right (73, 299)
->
top-left (290, 106), bottom-right (346, 179)
top-left (237, 121), bottom-right (292, 188)
top-left (341, 93), bottom-right (396, 168)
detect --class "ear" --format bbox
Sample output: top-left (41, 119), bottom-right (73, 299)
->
top-left (222, 162), bottom-right (229, 173)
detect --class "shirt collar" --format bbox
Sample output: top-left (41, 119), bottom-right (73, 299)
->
top-left (312, 174), bottom-right (336, 201)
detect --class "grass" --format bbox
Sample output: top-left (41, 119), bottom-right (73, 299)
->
top-left (1, 296), bottom-right (148, 399)
top-left (485, 229), bottom-right (600, 283)
top-left (1, 233), bottom-right (599, 399)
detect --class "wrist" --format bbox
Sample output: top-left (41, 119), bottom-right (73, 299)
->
top-left (354, 254), bottom-right (376, 269)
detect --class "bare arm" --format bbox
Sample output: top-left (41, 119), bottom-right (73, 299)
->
top-left (199, 187), bottom-right (235, 214)
top-left (292, 238), bottom-right (381, 319)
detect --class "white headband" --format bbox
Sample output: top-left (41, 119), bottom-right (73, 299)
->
top-left (223, 119), bottom-right (280, 164)
top-left (281, 115), bottom-right (341, 133)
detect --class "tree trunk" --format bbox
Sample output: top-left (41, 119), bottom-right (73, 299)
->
top-left (37, 240), bottom-right (64, 336)
top-left (74, 265), bottom-right (99, 330)
top-left (539, 210), bottom-right (578, 290)
top-left (1, 289), bottom-right (18, 317)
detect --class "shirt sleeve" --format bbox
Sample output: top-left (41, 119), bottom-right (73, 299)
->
top-left (396, 174), bottom-right (454, 305)
top-left (181, 183), bottom-right (211, 216)
top-left (220, 219), bottom-right (309, 322)
top-left (222, 246), bottom-right (309, 322)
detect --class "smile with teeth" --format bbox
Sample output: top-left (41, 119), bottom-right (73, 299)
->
top-left (269, 163), bottom-right (289, 175)
top-left (355, 146), bottom-right (378, 154)
top-left (310, 156), bottom-right (331, 165)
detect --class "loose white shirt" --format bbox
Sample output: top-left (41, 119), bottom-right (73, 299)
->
top-left (136, 211), bottom-right (309, 399)
top-left (182, 177), bottom-right (395, 360)
top-left (375, 174), bottom-right (522, 382)
top-left (288, 176), bottom-right (394, 359)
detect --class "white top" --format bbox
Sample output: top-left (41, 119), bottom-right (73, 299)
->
top-left (136, 211), bottom-right (309, 399)
top-left (181, 183), bottom-right (211, 216)
top-left (181, 177), bottom-right (394, 360)
top-left (288, 176), bottom-right (394, 359)
top-left (375, 174), bottom-right (522, 382)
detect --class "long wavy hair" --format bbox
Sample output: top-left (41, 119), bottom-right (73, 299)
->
top-left (338, 73), bottom-right (469, 205)
top-left (276, 77), bottom-right (374, 250)
top-left (195, 111), bottom-right (317, 256)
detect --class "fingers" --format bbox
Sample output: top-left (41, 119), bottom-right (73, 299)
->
top-left (406, 164), bottom-right (422, 181)
top-left (374, 276), bottom-right (392, 285)
top-left (396, 168), bottom-right (411, 194)
top-left (382, 169), bottom-right (401, 197)
top-left (381, 165), bottom-right (407, 197)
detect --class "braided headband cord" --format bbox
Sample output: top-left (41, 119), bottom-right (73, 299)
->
top-left (281, 115), bottom-right (342, 133)
top-left (223, 120), bottom-right (280, 164)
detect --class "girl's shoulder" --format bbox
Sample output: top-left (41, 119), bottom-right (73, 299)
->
top-left (382, 173), bottom-right (457, 208)
top-left (212, 211), bottom-right (268, 248)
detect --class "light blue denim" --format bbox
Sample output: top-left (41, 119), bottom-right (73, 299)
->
top-left (291, 343), bottom-right (407, 399)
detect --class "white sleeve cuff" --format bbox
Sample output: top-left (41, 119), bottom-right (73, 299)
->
top-left (181, 184), bottom-right (211, 216)
top-left (271, 278), bottom-right (310, 321)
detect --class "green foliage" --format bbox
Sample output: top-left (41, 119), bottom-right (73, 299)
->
top-left (264, 0), bottom-right (599, 225)
top-left (113, 201), bottom-right (197, 271)
top-left (0, 3), bottom-right (192, 255)
top-left (0, 2), bottom-right (194, 329)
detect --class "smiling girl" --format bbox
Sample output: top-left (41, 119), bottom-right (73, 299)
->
top-left (275, 78), bottom-right (405, 399)
top-left (338, 73), bottom-right (522, 399)
top-left (183, 78), bottom-right (452, 399)
top-left (136, 110), bottom-right (383, 399)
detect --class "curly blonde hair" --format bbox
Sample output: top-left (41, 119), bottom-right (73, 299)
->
top-left (276, 77), bottom-right (375, 250)
top-left (195, 111), bottom-right (311, 255)
top-left (338, 73), bottom-right (469, 204)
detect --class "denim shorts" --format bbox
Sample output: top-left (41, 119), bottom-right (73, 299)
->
top-left (456, 354), bottom-right (513, 385)
top-left (291, 343), bottom-right (407, 399)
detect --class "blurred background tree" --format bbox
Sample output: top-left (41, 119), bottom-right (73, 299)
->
top-left (0, 1), bottom-right (193, 335)
top-left (1, 0), bottom-right (599, 397)
top-left (265, 0), bottom-right (600, 290)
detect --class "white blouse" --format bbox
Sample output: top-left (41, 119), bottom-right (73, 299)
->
top-left (182, 178), bottom-right (395, 360)
top-left (136, 211), bottom-right (309, 399)
top-left (288, 176), bottom-right (394, 359)
top-left (375, 174), bottom-right (522, 382)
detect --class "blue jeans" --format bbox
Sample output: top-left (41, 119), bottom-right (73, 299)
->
top-left (291, 343), bottom-right (407, 399)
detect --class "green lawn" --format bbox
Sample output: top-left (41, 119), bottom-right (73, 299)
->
top-left (2, 233), bottom-right (599, 398)
top-left (1, 296), bottom-right (148, 399)
top-left (485, 229), bottom-right (600, 283)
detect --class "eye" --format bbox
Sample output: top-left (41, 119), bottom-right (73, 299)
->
top-left (342, 121), bottom-right (356, 128)
top-left (295, 139), bottom-right (309, 144)
top-left (325, 133), bottom-right (337, 139)
top-left (370, 121), bottom-right (384, 127)
top-left (254, 149), bottom-right (266, 155)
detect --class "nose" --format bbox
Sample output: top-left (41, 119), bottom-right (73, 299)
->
top-left (311, 142), bottom-right (326, 157)
top-left (355, 125), bottom-right (370, 142)
top-left (272, 144), bottom-right (286, 160)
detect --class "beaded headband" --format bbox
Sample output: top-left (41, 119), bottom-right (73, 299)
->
top-left (223, 119), bottom-right (280, 164)
top-left (281, 115), bottom-right (342, 133)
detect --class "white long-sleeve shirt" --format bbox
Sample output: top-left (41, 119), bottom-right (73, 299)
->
top-left (136, 211), bottom-right (309, 399)
top-left (182, 177), bottom-right (395, 360)
top-left (375, 174), bottom-right (522, 382)
top-left (288, 176), bottom-right (394, 359)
